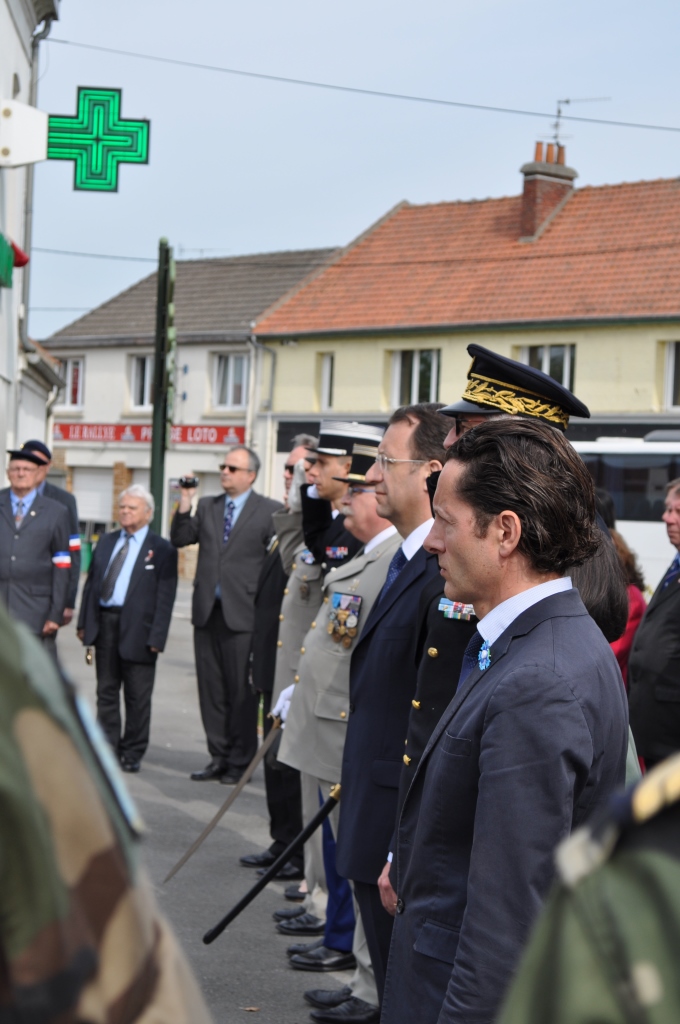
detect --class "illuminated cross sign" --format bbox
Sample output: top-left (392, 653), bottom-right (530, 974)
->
top-left (47, 88), bottom-right (150, 192)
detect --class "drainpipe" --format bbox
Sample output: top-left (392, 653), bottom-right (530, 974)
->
top-left (247, 331), bottom-right (276, 494)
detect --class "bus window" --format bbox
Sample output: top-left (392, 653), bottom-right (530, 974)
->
top-left (580, 454), bottom-right (680, 522)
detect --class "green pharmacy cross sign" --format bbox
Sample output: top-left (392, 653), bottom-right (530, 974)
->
top-left (47, 88), bottom-right (150, 192)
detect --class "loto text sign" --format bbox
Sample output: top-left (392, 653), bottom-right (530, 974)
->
top-left (53, 423), bottom-right (245, 445)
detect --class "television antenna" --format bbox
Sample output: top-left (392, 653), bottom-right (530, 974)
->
top-left (553, 97), bottom-right (611, 144)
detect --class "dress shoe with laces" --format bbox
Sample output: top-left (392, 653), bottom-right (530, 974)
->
top-left (240, 849), bottom-right (276, 869)
top-left (190, 761), bottom-right (226, 782)
top-left (304, 986), bottom-right (353, 1009)
top-left (289, 945), bottom-right (357, 972)
top-left (310, 997), bottom-right (380, 1023)
top-left (257, 861), bottom-right (303, 881)
top-left (276, 912), bottom-right (325, 936)
top-left (273, 905), bottom-right (306, 922)
top-left (286, 937), bottom-right (325, 958)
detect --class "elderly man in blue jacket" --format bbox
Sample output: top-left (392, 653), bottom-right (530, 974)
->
top-left (380, 418), bottom-right (628, 1024)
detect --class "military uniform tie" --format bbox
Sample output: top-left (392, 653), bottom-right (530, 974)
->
top-left (223, 500), bottom-right (236, 544)
top-left (101, 533), bottom-right (130, 602)
top-left (662, 552), bottom-right (680, 589)
top-left (458, 630), bottom-right (484, 686)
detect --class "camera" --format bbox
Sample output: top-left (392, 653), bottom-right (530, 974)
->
top-left (179, 476), bottom-right (199, 489)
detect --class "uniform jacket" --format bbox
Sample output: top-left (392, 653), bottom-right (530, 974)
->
top-left (301, 485), bottom-right (362, 568)
top-left (279, 530), bottom-right (402, 783)
top-left (335, 544), bottom-right (440, 885)
top-left (251, 537), bottom-right (288, 694)
top-left (42, 480), bottom-right (80, 609)
top-left (628, 563), bottom-right (680, 761)
top-left (381, 589), bottom-right (629, 1024)
top-left (170, 490), bottom-right (282, 631)
top-left (0, 488), bottom-right (70, 634)
top-left (78, 529), bottom-right (178, 664)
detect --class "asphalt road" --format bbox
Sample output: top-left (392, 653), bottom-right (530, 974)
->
top-left (58, 580), bottom-right (351, 1024)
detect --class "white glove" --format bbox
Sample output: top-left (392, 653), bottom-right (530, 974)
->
top-left (287, 459), bottom-right (307, 513)
top-left (272, 683), bottom-right (296, 725)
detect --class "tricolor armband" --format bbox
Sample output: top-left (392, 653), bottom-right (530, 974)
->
top-left (52, 552), bottom-right (72, 568)
top-left (69, 535), bottom-right (81, 551)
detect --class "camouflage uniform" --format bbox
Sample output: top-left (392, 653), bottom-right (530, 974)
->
top-left (0, 600), bottom-right (211, 1023)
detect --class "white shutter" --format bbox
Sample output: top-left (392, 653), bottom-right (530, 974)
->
top-left (72, 467), bottom-right (113, 521)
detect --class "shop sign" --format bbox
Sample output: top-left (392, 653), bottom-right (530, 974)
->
top-left (53, 422), bottom-right (245, 445)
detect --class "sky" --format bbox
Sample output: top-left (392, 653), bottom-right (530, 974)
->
top-left (29, 0), bottom-right (680, 340)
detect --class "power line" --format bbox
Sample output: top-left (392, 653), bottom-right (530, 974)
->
top-left (32, 245), bottom-right (340, 267)
top-left (46, 37), bottom-right (680, 135)
top-left (30, 306), bottom-right (92, 311)
top-left (33, 246), bottom-right (157, 262)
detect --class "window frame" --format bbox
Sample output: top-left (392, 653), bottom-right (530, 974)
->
top-left (56, 357), bottom-right (85, 408)
top-left (320, 353), bottom-right (335, 411)
top-left (212, 352), bottom-right (249, 410)
top-left (665, 341), bottom-right (680, 410)
top-left (521, 344), bottom-right (576, 391)
top-left (390, 349), bottom-right (440, 407)
top-left (130, 353), bottom-right (155, 410)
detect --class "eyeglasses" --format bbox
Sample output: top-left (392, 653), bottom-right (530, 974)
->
top-left (8, 464), bottom-right (39, 473)
top-left (219, 464), bottom-right (252, 473)
top-left (375, 454), bottom-right (427, 471)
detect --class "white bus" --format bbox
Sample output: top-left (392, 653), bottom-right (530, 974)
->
top-left (572, 433), bottom-right (680, 593)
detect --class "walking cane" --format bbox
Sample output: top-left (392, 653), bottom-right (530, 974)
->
top-left (203, 783), bottom-right (341, 944)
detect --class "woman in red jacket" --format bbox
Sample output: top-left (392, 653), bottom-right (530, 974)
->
top-left (610, 529), bottom-right (647, 687)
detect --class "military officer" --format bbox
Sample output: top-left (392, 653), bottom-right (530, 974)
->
top-left (0, 449), bottom-right (70, 657)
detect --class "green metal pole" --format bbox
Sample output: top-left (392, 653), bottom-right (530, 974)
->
top-left (150, 238), bottom-right (170, 534)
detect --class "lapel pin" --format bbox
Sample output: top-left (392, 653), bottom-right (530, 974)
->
top-left (30, 510), bottom-right (36, 516)
top-left (478, 640), bottom-right (491, 671)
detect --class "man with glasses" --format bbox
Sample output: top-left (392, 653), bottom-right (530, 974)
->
top-left (171, 445), bottom-right (282, 783)
top-left (0, 449), bottom-right (71, 657)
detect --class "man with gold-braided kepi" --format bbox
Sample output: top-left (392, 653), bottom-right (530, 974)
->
top-left (0, 599), bottom-right (212, 1022)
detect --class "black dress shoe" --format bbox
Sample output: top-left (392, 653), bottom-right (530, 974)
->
top-left (240, 849), bottom-right (276, 869)
top-left (273, 905), bottom-right (306, 922)
top-left (285, 883), bottom-right (306, 902)
top-left (120, 758), bottom-right (141, 773)
top-left (220, 767), bottom-right (245, 784)
top-left (286, 937), bottom-right (325, 958)
top-left (190, 761), bottom-right (226, 781)
top-left (276, 912), bottom-right (325, 936)
top-left (257, 861), bottom-right (303, 881)
top-left (289, 945), bottom-right (357, 972)
top-left (310, 997), bottom-right (380, 1023)
top-left (304, 986), bottom-right (353, 1009)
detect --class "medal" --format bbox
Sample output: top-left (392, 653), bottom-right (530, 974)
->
top-left (326, 592), bottom-right (363, 649)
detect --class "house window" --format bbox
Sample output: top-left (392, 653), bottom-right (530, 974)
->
top-left (131, 355), bottom-right (154, 408)
top-left (320, 353), bottom-right (334, 411)
top-left (666, 342), bottom-right (680, 408)
top-left (523, 345), bottom-right (575, 391)
top-left (391, 350), bottom-right (439, 407)
top-left (214, 353), bottom-right (249, 409)
top-left (58, 357), bottom-right (84, 407)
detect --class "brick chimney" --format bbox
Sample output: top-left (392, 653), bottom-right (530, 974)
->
top-left (519, 141), bottom-right (577, 239)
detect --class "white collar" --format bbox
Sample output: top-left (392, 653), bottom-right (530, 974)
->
top-left (364, 524), bottom-right (398, 555)
top-left (477, 576), bottom-right (572, 648)
top-left (401, 517), bottom-right (434, 561)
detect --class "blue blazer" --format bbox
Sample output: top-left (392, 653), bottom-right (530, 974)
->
top-left (381, 588), bottom-right (629, 1024)
top-left (335, 545), bottom-right (440, 884)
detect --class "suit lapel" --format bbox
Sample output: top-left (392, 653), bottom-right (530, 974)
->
top-left (125, 530), bottom-right (156, 603)
top-left (646, 572), bottom-right (680, 612)
top-left (0, 491), bottom-right (16, 531)
top-left (213, 494), bottom-right (226, 547)
top-left (17, 493), bottom-right (46, 532)
top-left (227, 491), bottom-right (257, 547)
top-left (359, 546), bottom-right (429, 643)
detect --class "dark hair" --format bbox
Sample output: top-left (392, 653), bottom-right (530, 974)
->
top-left (227, 445), bottom-right (260, 475)
top-left (389, 403), bottom-right (448, 463)
top-left (565, 528), bottom-right (629, 642)
top-left (447, 418), bottom-right (599, 574)
top-left (610, 528), bottom-right (646, 591)
top-left (594, 488), bottom-right (617, 529)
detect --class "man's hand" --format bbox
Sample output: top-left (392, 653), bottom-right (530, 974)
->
top-left (272, 683), bottom-right (295, 726)
top-left (150, 647), bottom-right (160, 653)
top-left (42, 620), bottom-right (60, 636)
top-left (378, 860), bottom-right (398, 916)
top-left (287, 460), bottom-right (307, 513)
top-left (76, 629), bottom-right (85, 642)
top-left (62, 608), bottom-right (74, 626)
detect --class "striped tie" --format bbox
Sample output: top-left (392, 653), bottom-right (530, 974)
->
top-left (662, 552), bottom-right (680, 589)
top-left (101, 534), bottom-right (130, 602)
top-left (223, 500), bottom-right (236, 544)
top-left (14, 500), bottom-right (24, 526)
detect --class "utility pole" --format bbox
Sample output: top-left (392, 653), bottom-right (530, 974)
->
top-left (149, 237), bottom-right (176, 533)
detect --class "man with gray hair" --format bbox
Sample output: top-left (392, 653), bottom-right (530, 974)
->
top-left (78, 484), bottom-right (178, 772)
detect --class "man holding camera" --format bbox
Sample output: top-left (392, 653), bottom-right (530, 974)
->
top-left (171, 446), bottom-right (282, 784)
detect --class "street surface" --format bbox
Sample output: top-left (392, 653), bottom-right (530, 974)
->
top-left (58, 580), bottom-right (350, 1024)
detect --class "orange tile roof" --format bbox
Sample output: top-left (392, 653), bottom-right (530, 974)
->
top-left (255, 178), bottom-right (680, 335)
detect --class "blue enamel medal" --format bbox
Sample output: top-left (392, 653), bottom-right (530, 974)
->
top-left (478, 640), bottom-right (491, 671)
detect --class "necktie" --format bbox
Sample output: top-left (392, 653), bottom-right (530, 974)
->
top-left (662, 552), bottom-right (680, 589)
top-left (101, 533), bottom-right (130, 602)
top-left (377, 547), bottom-right (408, 604)
top-left (14, 500), bottom-right (24, 526)
top-left (223, 500), bottom-right (236, 544)
top-left (458, 630), bottom-right (484, 686)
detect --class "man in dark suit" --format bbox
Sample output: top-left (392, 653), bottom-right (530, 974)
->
top-left (19, 440), bottom-right (81, 625)
top-left (171, 445), bottom-right (282, 783)
top-left (77, 484), bottom-right (177, 772)
top-left (333, 404), bottom-right (448, 1008)
top-left (0, 449), bottom-right (70, 657)
top-left (380, 419), bottom-right (629, 1024)
top-left (629, 478), bottom-right (680, 768)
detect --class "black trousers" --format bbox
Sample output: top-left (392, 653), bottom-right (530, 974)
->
top-left (262, 691), bottom-right (303, 868)
top-left (95, 609), bottom-right (156, 762)
top-left (353, 880), bottom-right (394, 1005)
top-left (193, 602), bottom-right (258, 768)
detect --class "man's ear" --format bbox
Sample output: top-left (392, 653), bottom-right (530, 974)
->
top-left (498, 510), bottom-right (522, 556)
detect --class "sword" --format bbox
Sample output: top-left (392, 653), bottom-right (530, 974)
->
top-left (203, 783), bottom-right (341, 944)
top-left (163, 717), bottom-right (282, 884)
